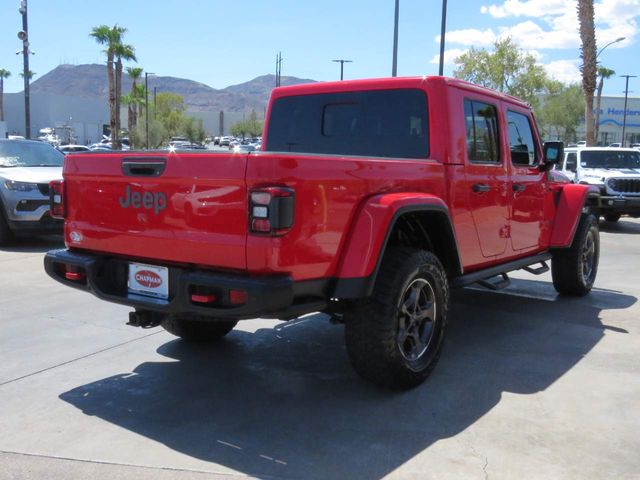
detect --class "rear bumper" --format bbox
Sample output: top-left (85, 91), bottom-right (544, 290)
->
top-left (598, 196), bottom-right (640, 215)
top-left (44, 249), bottom-right (299, 320)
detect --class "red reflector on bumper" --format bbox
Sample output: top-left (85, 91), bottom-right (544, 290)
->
top-left (229, 289), bottom-right (248, 305)
top-left (191, 294), bottom-right (217, 304)
top-left (65, 271), bottom-right (86, 281)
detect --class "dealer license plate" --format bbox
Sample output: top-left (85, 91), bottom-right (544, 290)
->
top-left (128, 262), bottom-right (169, 299)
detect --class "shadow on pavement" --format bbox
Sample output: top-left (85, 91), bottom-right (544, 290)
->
top-left (0, 235), bottom-right (63, 253)
top-left (59, 281), bottom-right (636, 479)
top-left (599, 219), bottom-right (640, 235)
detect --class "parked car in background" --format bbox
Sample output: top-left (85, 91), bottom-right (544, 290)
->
top-left (232, 144), bottom-right (256, 153)
top-left (557, 147), bottom-right (640, 222)
top-left (58, 145), bottom-right (91, 154)
top-left (0, 139), bottom-right (63, 244)
top-left (631, 143), bottom-right (640, 150)
top-left (608, 143), bottom-right (622, 148)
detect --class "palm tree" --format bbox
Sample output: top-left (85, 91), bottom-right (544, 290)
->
top-left (594, 66), bottom-right (615, 143)
top-left (577, 0), bottom-right (597, 146)
top-left (0, 69), bottom-right (10, 122)
top-left (113, 43), bottom-right (136, 149)
top-left (90, 25), bottom-right (125, 148)
top-left (126, 67), bottom-right (143, 136)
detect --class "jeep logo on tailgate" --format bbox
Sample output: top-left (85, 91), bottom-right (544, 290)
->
top-left (119, 185), bottom-right (167, 214)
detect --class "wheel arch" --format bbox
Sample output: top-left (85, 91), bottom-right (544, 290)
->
top-left (550, 183), bottom-right (600, 248)
top-left (332, 193), bottom-right (462, 298)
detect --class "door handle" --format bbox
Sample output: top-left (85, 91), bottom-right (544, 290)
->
top-left (512, 183), bottom-right (526, 192)
top-left (472, 183), bottom-right (491, 193)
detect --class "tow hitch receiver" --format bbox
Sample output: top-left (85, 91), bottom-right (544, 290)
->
top-left (127, 310), bottom-right (163, 328)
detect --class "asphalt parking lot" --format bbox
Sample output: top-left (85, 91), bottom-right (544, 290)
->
top-left (1, 220), bottom-right (640, 480)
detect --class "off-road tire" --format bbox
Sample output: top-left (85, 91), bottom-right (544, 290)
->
top-left (161, 316), bottom-right (237, 342)
top-left (0, 204), bottom-right (14, 246)
top-left (552, 213), bottom-right (599, 296)
top-left (344, 247), bottom-right (449, 390)
top-left (604, 213), bottom-right (621, 223)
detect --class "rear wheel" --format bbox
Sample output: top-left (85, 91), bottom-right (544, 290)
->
top-left (161, 316), bottom-right (237, 342)
top-left (552, 213), bottom-right (599, 296)
top-left (604, 213), bottom-right (621, 223)
top-left (344, 247), bottom-right (449, 390)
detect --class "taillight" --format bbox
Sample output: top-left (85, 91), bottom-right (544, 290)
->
top-left (249, 187), bottom-right (294, 235)
top-left (49, 180), bottom-right (65, 218)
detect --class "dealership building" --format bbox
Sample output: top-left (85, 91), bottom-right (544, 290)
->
top-left (0, 92), bottom-right (258, 144)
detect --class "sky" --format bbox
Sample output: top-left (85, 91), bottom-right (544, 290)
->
top-left (0, 0), bottom-right (638, 97)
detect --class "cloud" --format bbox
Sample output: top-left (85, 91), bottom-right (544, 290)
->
top-left (543, 59), bottom-right (582, 83)
top-left (436, 28), bottom-right (496, 47)
top-left (470, 0), bottom-right (639, 51)
top-left (480, 0), bottom-right (572, 18)
top-left (429, 48), bottom-right (468, 66)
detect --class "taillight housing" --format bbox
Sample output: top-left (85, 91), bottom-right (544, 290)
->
top-left (49, 180), bottom-right (65, 219)
top-left (249, 187), bottom-right (294, 235)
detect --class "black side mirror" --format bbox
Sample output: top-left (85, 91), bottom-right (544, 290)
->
top-left (542, 141), bottom-right (564, 171)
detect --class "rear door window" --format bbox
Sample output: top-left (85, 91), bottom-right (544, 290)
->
top-left (464, 99), bottom-right (500, 163)
top-left (266, 89), bottom-right (429, 159)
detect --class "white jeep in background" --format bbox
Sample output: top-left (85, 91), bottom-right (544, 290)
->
top-left (557, 147), bottom-right (640, 222)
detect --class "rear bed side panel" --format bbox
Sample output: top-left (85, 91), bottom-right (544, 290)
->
top-left (63, 152), bottom-right (249, 269)
top-left (245, 153), bottom-right (446, 281)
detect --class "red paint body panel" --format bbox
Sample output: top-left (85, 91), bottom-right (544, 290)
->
top-left (549, 184), bottom-right (592, 248)
top-left (58, 76), bottom-right (590, 292)
top-left (63, 151), bottom-right (249, 269)
top-left (335, 193), bottom-right (449, 279)
top-left (245, 153), bottom-right (447, 281)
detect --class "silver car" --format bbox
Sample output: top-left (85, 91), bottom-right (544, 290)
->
top-left (0, 139), bottom-right (64, 244)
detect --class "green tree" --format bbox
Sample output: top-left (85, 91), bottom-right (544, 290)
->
top-left (113, 42), bottom-right (136, 149)
top-left (19, 70), bottom-right (36, 80)
top-left (0, 69), bottom-right (10, 122)
top-left (538, 83), bottom-right (585, 142)
top-left (453, 37), bottom-right (549, 110)
top-left (594, 66), bottom-right (615, 142)
top-left (125, 67), bottom-right (143, 138)
top-left (90, 24), bottom-right (125, 149)
top-left (230, 111), bottom-right (263, 139)
top-left (134, 92), bottom-right (206, 147)
top-left (578, 0), bottom-right (597, 146)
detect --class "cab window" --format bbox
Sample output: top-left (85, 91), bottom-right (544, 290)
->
top-left (464, 99), bottom-right (500, 164)
top-left (506, 111), bottom-right (538, 166)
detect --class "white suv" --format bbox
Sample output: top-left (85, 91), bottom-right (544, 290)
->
top-left (557, 147), bottom-right (640, 222)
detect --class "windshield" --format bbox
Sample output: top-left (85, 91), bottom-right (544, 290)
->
top-left (581, 150), bottom-right (640, 169)
top-left (0, 141), bottom-right (64, 167)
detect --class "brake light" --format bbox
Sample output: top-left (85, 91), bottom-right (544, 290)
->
top-left (49, 180), bottom-right (65, 218)
top-left (249, 187), bottom-right (294, 235)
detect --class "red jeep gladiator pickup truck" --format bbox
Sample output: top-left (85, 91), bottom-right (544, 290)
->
top-left (45, 76), bottom-right (600, 389)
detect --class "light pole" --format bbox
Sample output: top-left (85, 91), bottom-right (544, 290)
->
top-left (332, 59), bottom-right (353, 80)
top-left (620, 74), bottom-right (637, 147)
top-left (392, 0), bottom-right (399, 77)
top-left (145, 72), bottom-right (155, 149)
top-left (438, 0), bottom-right (448, 76)
top-left (596, 37), bottom-right (625, 60)
top-left (18, 0), bottom-right (31, 139)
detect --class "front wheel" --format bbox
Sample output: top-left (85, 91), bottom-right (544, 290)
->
top-left (604, 213), bottom-right (621, 223)
top-left (344, 248), bottom-right (449, 390)
top-left (161, 316), bottom-right (237, 342)
top-left (552, 213), bottom-right (599, 296)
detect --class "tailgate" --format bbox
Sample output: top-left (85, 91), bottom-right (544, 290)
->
top-left (63, 152), bottom-right (248, 270)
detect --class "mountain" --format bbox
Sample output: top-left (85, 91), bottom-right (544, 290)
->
top-left (28, 64), bottom-right (317, 112)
